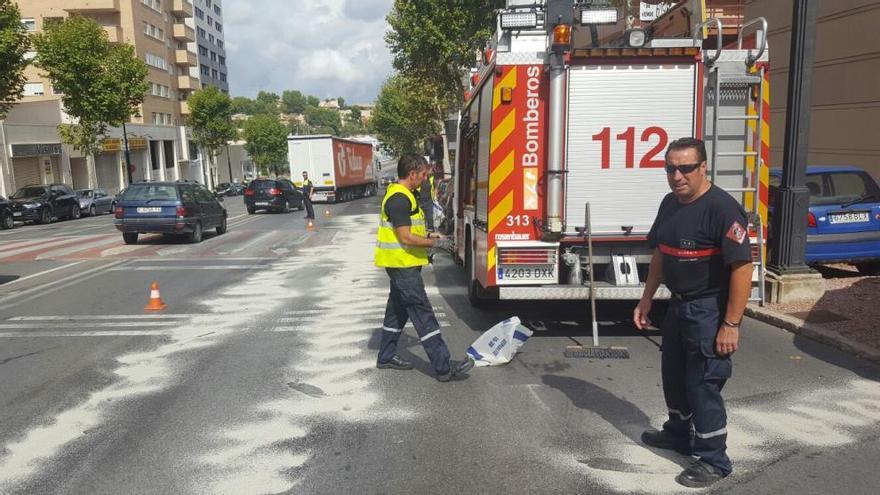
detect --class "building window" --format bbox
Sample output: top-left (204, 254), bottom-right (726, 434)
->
top-left (219, 73), bottom-right (226, 82)
top-left (143, 21), bottom-right (164, 41)
top-left (198, 45), bottom-right (209, 57)
top-left (195, 7), bottom-right (204, 19)
top-left (206, 0), bottom-right (212, 8)
top-left (145, 52), bottom-right (168, 71)
top-left (211, 69), bottom-right (218, 79)
top-left (216, 40), bottom-right (224, 49)
top-left (218, 56), bottom-right (225, 66)
top-left (210, 51), bottom-right (216, 62)
top-left (141, 0), bottom-right (161, 12)
top-left (150, 83), bottom-right (171, 98)
top-left (21, 18), bottom-right (36, 31)
top-left (208, 34), bottom-right (214, 44)
top-left (207, 16), bottom-right (213, 27)
top-left (200, 64), bottom-right (210, 76)
top-left (197, 27), bottom-right (206, 38)
top-left (23, 82), bottom-right (45, 96)
top-left (215, 23), bottom-right (222, 33)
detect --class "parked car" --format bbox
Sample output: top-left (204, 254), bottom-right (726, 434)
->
top-left (214, 182), bottom-right (238, 197)
top-left (9, 184), bottom-right (81, 224)
top-left (77, 188), bottom-right (115, 216)
top-left (769, 166), bottom-right (880, 274)
top-left (243, 178), bottom-right (303, 214)
top-left (0, 195), bottom-right (15, 230)
top-left (114, 181), bottom-right (227, 244)
top-left (232, 182), bottom-right (246, 195)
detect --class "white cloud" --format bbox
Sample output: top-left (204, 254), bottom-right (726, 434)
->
top-left (224, 0), bottom-right (394, 105)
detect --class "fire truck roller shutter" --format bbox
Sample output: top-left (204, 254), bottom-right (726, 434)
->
top-left (564, 63), bottom-right (697, 235)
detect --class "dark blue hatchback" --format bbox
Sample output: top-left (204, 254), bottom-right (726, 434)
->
top-left (770, 166), bottom-right (880, 274)
top-left (114, 181), bottom-right (227, 244)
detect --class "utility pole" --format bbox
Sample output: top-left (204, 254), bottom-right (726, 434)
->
top-left (768, 0), bottom-right (817, 274)
top-left (226, 143), bottom-right (234, 183)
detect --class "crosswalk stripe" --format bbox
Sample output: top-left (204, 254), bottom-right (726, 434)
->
top-left (273, 321), bottom-right (451, 331)
top-left (5, 314), bottom-right (197, 320)
top-left (0, 322), bottom-right (179, 329)
top-left (0, 238), bottom-right (50, 253)
top-left (0, 236), bottom-right (86, 259)
top-left (35, 235), bottom-right (119, 260)
top-left (289, 305), bottom-right (445, 315)
top-left (0, 330), bottom-right (174, 338)
top-left (278, 312), bottom-right (446, 323)
top-left (108, 265), bottom-right (258, 271)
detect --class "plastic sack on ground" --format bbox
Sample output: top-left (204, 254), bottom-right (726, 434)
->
top-left (466, 316), bottom-right (533, 367)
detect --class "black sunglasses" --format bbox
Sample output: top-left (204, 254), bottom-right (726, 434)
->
top-left (665, 162), bottom-right (702, 175)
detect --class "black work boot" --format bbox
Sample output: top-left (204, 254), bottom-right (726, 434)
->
top-left (376, 355), bottom-right (414, 370)
top-left (675, 461), bottom-right (726, 488)
top-left (436, 357), bottom-right (475, 382)
top-left (641, 428), bottom-right (692, 455)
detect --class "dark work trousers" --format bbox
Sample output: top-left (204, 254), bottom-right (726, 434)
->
top-left (379, 267), bottom-right (451, 375)
top-left (303, 195), bottom-right (315, 219)
top-left (661, 295), bottom-right (733, 475)
top-left (421, 197), bottom-right (434, 231)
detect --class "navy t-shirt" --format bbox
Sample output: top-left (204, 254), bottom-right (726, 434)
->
top-left (385, 192), bottom-right (414, 228)
top-left (647, 185), bottom-right (752, 298)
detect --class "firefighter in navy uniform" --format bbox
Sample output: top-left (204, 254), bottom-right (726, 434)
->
top-left (375, 153), bottom-right (474, 382)
top-left (634, 138), bottom-right (754, 488)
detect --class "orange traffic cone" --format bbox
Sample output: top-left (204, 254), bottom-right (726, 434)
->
top-left (144, 281), bottom-right (167, 311)
top-left (307, 219), bottom-right (315, 231)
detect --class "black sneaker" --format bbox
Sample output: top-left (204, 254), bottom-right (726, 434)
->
top-left (436, 357), bottom-right (475, 382)
top-left (641, 429), bottom-right (691, 455)
top-left (675, 461), bottom-right (726, 488)
top-left (376, 355), bottom-right (414, 370)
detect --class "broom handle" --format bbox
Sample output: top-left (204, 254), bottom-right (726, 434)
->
top-left (586, 202), bottom-right (598, 347)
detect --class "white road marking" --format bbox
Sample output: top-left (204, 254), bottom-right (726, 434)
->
top-left (0, 261), bottom-right (85, 288)
top-left (108, 265), bottom-right (258, 271)
top-left (0, 330), bottom-right (173, 338)
top-left (5, 314), bottom-right (198, 320)
top-left (278, 311), bottom-right (446, 322)
top-left (0, 322), bottom-right (179, 329)
top-left (0, 260), bottom-right (127, 311)
top-left (35, 236), bottom-right (120, 260)
top-left (0, 236), bottom-right (85, 259)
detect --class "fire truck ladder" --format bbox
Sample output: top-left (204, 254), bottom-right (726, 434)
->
top-left (695, 17), bottom-right (768, 305)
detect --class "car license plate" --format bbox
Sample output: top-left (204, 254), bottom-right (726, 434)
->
top-left (12, 212), bottom-right (22, 217)
top-left (499, 265), bottom-right (556, 281)
top-left (829, 212), bottom-right (869, 224)
top-left (255, 201), bottom-right (269, 206)
top-left (136, 207), bottom-right (162, 213)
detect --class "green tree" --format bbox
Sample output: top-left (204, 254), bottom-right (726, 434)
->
top-left (230, 95), bottom-right (257, 114)
top-left (242, 114), bottom-right (288, 176)
top-left (188, 86), bottom-right (237, 182)
top-left (304, 106), bottom-right (341, 135)
top-left (306, 95), bottom-right (320, 108)
top-left (34, 16), bottom-right (148, 159)
top-left (281, 89), bottom-right (308, 114)
top-left (254, 90), bottom-right (280, 115)
top-left (0, 0), bottom-right (30, 117)
top-left (372, 74), bottom-right (443, 155)
top-left (336, 96), bottom-right (346, 109)
top-left (385, 0), bottom-right (501, 105)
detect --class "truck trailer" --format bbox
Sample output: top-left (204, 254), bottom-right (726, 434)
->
top-left (288, 135), bottom-right (378, 203)
top-left (454, 1), bottom-right (770, 309)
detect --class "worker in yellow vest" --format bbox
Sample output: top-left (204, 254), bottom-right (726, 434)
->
top-left (375, 154), bottom-right (474, 382)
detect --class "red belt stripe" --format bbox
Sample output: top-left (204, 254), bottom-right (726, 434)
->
top-left (658, 244), bottom-right (721, 258)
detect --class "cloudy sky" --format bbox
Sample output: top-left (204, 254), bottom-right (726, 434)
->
top-left (224, 0), bottom-right (395, 105)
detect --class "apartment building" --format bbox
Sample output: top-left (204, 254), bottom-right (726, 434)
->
top-left (188, 0), bottom-right (228, 93)
top-left (1, 0), bottom-right (209, 197)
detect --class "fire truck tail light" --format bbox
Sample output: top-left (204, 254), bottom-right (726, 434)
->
top-left (500, 11), bottom-right (539, 30)
top-left (580, 9), bottom-right (618, 25)
top-left (553, 24), bottom-right (572, 46)
top-left (500, 87), bottom-right (513, 104)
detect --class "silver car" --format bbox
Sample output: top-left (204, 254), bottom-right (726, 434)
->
top-left (77, 188), bottom-right (115, 217)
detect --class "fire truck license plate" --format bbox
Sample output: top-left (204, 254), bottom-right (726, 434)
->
top-left (500, 265), bottom-right (556, 281)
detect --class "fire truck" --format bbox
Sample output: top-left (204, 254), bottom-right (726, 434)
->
top-left (453, 0), bottom-right (770, 310)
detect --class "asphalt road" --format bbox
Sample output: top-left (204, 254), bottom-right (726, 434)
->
top-left (0, 194), bottom-right (878, 494)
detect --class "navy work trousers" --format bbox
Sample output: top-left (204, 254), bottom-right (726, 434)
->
top-left (303, 196), bottom-right (315, 219)
top-left (661, 295), bottom-right (733, 475)
top-left (378, 267), bottom-right (451, 375)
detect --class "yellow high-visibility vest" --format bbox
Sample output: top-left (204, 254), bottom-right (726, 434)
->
top-left (375, 183), bottom-right (428, 267)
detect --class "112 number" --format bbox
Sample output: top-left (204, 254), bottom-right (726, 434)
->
top-left (592, 126), bottom-right (669, 169)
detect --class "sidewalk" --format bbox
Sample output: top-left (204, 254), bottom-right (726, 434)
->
top-left (746, 264), bottom-right (880, 365)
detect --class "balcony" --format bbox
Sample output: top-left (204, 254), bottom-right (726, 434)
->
top-left (179, 100), bottom-right (190, 116)
top-left (103, 25), bottom-right (123, 43)
top-left (65, 0), bottom-right (120, 13)
top-left (175, 49), bottom-right (197, 67)
top-left (177, 75), bottom-right (199, 91)
top-left (172, 23), bottom-right (195, 42)
top-left (172, 0), bottom-right (194, 17)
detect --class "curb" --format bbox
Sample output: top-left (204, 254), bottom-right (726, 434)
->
top-left (745, 304), bottom-right (880, 366)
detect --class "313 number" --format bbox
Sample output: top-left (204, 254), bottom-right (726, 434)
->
top-left (592, 126), bottom-right (669, 169)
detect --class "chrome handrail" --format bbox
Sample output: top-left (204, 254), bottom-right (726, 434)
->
top-left (693, 18), bottom-right (724, 66)
top-left (737, 17), bottom-right (769, 66)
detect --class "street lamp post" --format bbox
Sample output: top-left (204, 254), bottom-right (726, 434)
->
top-left (225, 143), bottom-right (234, 183)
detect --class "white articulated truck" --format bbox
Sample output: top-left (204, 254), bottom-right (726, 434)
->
top-left (288, 135), bottom-right (378, 203)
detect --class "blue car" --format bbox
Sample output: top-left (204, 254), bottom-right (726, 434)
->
top-left (114, 181), bottom-right (227, 245)
top-left (769, 166), bottom-right (880, 274)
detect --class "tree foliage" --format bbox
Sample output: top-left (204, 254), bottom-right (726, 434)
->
top-left (372, 74), bottom-right (444, 155)
top-left (304, 106), bottom-right (341, 136)
top-left (281, 89), bottom-right (307, 114)
top-left (188, 86), bottom-right (237, 160)
top-left (34, 16), bottom-right (148, 156)
top-left (0, 0), bottom-right (29, 117)
top-left (385, 0), bottom-right (501, 105)
top-left (242, 114), bottom-right (288, 176)
top-left (231, 95), bottom-right (257, 115)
